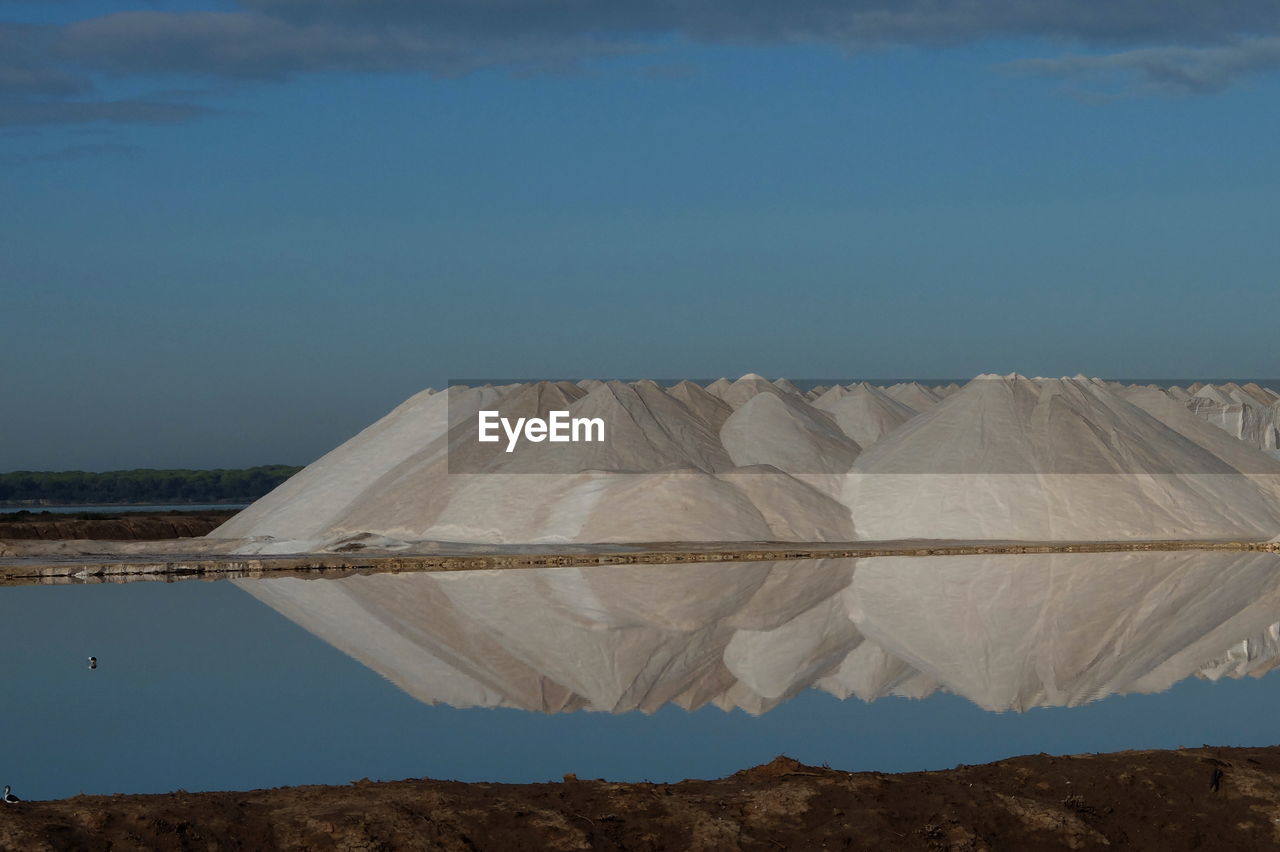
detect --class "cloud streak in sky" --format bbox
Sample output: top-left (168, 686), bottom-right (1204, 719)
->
top-left (59, 11), bottom-right (637, 79)
top-left (0, 98), bottom-right (214, 127)
top-left (1007, 37), bottom-right (1280, 96)
top-left (5, 1), bottom-right (1280, 128)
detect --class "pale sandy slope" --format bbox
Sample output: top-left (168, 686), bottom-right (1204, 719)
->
top-left (843, 374), bottom-right (1280, 541)
top-left (218, 374), bottom-right (1280, 549)
top-left (236, 549), bottom-right (1280, 714)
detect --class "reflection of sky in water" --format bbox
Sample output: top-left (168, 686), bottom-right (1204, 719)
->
top-left (3, 553), bottom-right (1280, 801)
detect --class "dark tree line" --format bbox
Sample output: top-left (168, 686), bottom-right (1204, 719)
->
top-left (0, 466), bottom-right (301, 505)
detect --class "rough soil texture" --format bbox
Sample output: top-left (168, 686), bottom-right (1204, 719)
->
top-left (4, 748), bottom-right (1280, 850)
top-left (0, 511), bottom-right (238, 541)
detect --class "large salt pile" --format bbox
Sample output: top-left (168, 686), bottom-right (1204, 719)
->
top-left (719, 392), bottom-right (860, 475)
top-left (813, 382), bottom-right (917, 448)
top-left (843, 374), bottom-right (1280, 541)
top-left (218, 373), bottom-right (1280, 549)
top-left (219, 376), bottom-right (862, 550)
top-left (1184, 383), bottom-right (1280, 457)
top-left (237, 549), bottom-right (1280, 714)
top-left (882, 381), bottom-right (942, 411)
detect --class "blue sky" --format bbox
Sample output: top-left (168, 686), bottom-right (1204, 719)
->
top-left (3, 1), bottom-right (1279, 470)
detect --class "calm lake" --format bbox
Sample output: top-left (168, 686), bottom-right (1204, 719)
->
top-left (3, 550), bottom-right (1280, 801)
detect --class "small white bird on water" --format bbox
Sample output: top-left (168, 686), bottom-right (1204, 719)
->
top-left (2, 785), bottom-right (20, 803)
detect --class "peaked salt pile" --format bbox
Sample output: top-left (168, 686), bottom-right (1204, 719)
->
top-left (810, 383), bottom-right (852, 408)
top-left (719, 392), bottom-right (860, 475)
top-left (882, 381), bottom-right (942, 411)
top-left (219, 376), bottom-right (859, 550)
top-left (218, 373), bottom-right (1280, 550)
top-left (843, 374), bottom-right (1280, 541)
top-left (1184, 383), bottom-right (1280, 456)
top-left (667, 380), bottom-right (733, 432)
top-left (237, 549), bottom-right (1280, 714)
top-left (708, 373), bottom-right (802, 409)
top-left (815, 383), bottom-right (917, 449)
top-left (773, 377), bottom-right (805, 396)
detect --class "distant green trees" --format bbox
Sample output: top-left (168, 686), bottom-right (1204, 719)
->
top-left (0, 466), bottom-right (301, 505)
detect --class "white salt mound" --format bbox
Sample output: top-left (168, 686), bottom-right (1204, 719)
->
top-left (843, 374), bottom-right (1280, 541)
top-left (1184, 383), bottom-right (1280, 455)
top-left (667, 379), bottom-right (734, 432)
top-left (218, 373), bottom-right (1280, 548)
top-left (818, 383), bottom-right (917, 449)
top-left (713, 372), bottom-right (796, 409)
top-left (719, 392), bottom-right (861, 475)
top-left (882, 381), bottom-right (942, 411)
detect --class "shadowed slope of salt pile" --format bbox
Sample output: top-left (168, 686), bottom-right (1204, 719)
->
top-left (235, 550), bottom-right (1280, 715)
top-left (712, 372), bottom-right (801, 409)
top-left (719, 466), bottom-right (856, 540)
top-left (1183, 383), bottom-right (1280, 456)
top-left (489, 380), bottom-right (733, 474)
top-left (221, 377), bottom-right (856, 550)
top-left (278, 381), bottom-right (768, 547)
top-left (703, 377), bottom-right (732, 397)
top-left (883, 381), bottom-right (942, 411)
top-left (219, 373), bottom-right (1280, 550)
top-left (773, 378), bottom-right (805, 396)
top-left (817, 382), bottom-right (918, 449)
top-left (666, 379), bottom-right (733, 432)
top-left (215, 385), bottom-right (505, 544)
top-left (843, 374), bottom-right (1280, 541)
top-left (720, 392), bottom-right (861, 475)
top-left (1119, 386), bottom-right (1280, 477)
top-left (810, 384), bottom-right (852, 408)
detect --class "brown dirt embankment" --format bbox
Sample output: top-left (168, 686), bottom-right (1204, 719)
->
top-left (0, 510), bottom-right (237, 541)
top-left (2, 747), bottom-right (1279, 850)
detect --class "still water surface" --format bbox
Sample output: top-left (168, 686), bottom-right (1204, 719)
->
top-left (3, 551), bottom-right (1279, 801)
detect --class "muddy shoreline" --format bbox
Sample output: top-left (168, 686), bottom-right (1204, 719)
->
top-left (2, 748), bottom-right (1277, 850)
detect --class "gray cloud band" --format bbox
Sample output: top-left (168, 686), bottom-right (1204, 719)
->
top-left (5, 0), bottom-right (1280, 128)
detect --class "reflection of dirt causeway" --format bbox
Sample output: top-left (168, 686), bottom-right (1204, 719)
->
top-left (4, 749), bottom-right (1280, 850)
top-left (2, 537), bottom-right (1278, 586)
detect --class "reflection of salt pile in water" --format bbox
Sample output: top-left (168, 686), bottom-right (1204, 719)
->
top-left (216, 374), bottom-right (1280, 550)
top-left (237, 550), bottom-right (1280, 714)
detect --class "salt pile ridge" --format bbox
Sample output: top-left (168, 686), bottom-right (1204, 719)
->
top-left (237, 550), bottom-right (1280, 714)
top-left (1183, 383), bottom-right (1280, 457)
top-left (813, 382), bottom-right (917, 448)
top-left (844, 374), bottom-right (1280, 541)
top-left (217, 374), bottom-right (1280, 550)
